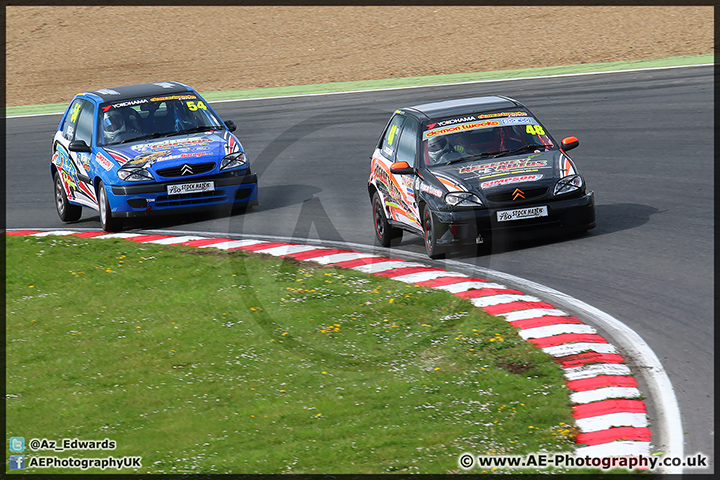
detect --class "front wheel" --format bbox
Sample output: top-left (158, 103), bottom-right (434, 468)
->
top-left (97, 181), bottom-right (123, 232)
top-left (422, 206), bottom-right (445, 259)
top-left (372, 192), bottom-right (402, 247)
top-left (54, 173), bottom-right (82, 222)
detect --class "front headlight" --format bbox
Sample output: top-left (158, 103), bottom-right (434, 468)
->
top-left (117, 168), bottom-right (154, 182)
top-left (221, 151), bottom-right (247, 170)
top-left (554, 174), bottom-right (583, 196)
top-left (445, 192), bottom-right (484, 207)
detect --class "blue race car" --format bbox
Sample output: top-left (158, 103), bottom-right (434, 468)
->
top-left (52, 81), bottom-right (258, 231)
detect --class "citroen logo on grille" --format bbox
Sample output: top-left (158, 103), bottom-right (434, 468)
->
top-left (512, 188), bottom-right (525, 200)
top-left (180, 164), bottom-right (193, 176)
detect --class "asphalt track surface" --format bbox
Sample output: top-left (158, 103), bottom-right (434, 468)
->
top-left (5, 65), bottom-right (713, 470)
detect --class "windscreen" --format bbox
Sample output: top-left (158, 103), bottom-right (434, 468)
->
top-left (422, 111), bottom-right (554, 167)
top-left (98, 94), bottom-right (224, 146)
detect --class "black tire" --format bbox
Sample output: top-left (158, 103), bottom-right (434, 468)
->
top-left (372, 192), bottom-right (402, 247)
top-left (97, 181), bottom-right (123, 232)
top-left (54, 172), bottom-right (82, 222)
top-left (422, 205), bottom-right (445, 259)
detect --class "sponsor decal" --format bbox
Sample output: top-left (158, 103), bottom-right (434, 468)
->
top-left (160, 152), bottom-right (210, 161)
top-left (419, 181), bottom-right (444, 198)
top-left (78, 152), bottom-right (91, 170)
top-left (481, 174), bottom-right (543, 189)
top-left (131, 136), bottom-right (213, 152)
top-left (150, 94), bottom-right (198, 102)
top-left (126, 150), bottom-right (172, 167)
top-left (95, 152), bottom-right (115, 171)
top-left (435, 115), bottom-right (477, 128)
top-left (500, 116), bottom-right (535, 125)
top-left (458, 158), bottom-right (548, 175)
top-left (476, 169), bottom-right (542, 181)
top-left (476, 111), bottom-right (527, 119)
top-left (94, 89), bottom-right (121, 96)
top-left (70, 103), bottom-right (81, 123)
top-left (104, 98), bottom-right (149, 111)
top-left (425, 120), bottom-right (500, 139)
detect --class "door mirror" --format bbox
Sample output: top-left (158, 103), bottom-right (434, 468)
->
top-left (390, 161), bottom-right (413, 175)
top-left (224, 120), bottom-right (237, 132)
top-left (68, 140), bottom-right (91, 153)
top-left (561, 136), bottom-right (579, 152)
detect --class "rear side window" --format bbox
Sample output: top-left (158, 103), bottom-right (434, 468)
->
top-left (74, 102), bottom-right (95, 146)
top-left (60, 98), bottom-right (94, 145)
top-left (379, 115), bottom-right (406, 161)
top-left (395, 117), bottom-right (419, 167)
top-left (60, 99), bottom-right (83, 141)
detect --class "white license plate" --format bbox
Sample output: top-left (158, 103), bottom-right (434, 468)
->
top-left (167, 181), bottom-right (215, 196)
top-left (497, 206), bottom-right (548, 222)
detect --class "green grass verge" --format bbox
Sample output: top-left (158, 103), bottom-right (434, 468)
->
top-left (4, 54), bottom-right (713, 117)
top-left (6, 235), bottom-right (582, 474)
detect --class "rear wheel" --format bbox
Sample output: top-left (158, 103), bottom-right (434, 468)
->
top-left (54, 173), bottom-right (82, 222)
top-left (422, 206), bottom-right (445, 259)
top-left (97, 181), bottom-right (123, 232)
top-left (372, 192), bottom-right (402, 247)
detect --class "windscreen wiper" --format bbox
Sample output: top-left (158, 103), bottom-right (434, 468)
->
top-left (444, 152), bottom-right (497, 165)
top-left (492, 144), bottom-right (552, 158)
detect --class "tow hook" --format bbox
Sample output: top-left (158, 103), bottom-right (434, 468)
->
top-left (145, 205), bottom-right (151, 216)
top-left (475, 234), bottom-right (484, 244)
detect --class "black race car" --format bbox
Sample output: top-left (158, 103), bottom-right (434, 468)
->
top-left (368, 95), bottom-right (595, 258)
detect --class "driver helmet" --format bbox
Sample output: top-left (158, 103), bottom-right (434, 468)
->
top-left (428, 135), bottom-right (451, 163)
top-left (103, 109), bottom-right (126, 142)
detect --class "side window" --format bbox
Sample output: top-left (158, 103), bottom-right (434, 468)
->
top-left (379, 115), bottom-right (405, 161)
top-left (61, 99), bottom-right (83, 141)
top-left (74, 101), bottom-right (95, 146)
top-left (395, 117), bottom-right (419, 167)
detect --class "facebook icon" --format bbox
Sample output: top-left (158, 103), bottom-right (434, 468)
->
top-left (9, 455), bottom-right (25, 470)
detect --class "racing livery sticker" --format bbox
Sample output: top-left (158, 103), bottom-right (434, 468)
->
top-left (223, 132), bottom-right (240, 155)
top-left (432, 171), bottom-right (466, 193)
top-left (126, 150), bottom-right (173, 167)
top-left (150, 94), bottom-right (198, 102)
top-left (418, 180), bottom-right (444, 197)
top-left (476, 111), bottom-right (527, 119)
top-left (560, 154), bottom-right (577, 177)
top-left (53, 144), bottom-right (97, 207)
top-left (105, 149), bottom-right (131, 166)
top-left (130, 136), bottom-right (213, 152)
top-left (101, 98), bottom-right (149, 112)
top-left (481, 174), bottom-right (543, 189)
top-left (458, 157), bottom-right (548, 176)
top-left (95, 152), bottom-right (115, 171)
top-left (425, 120), bottom-right (501, 139)
top-left (371, 156), bottom-right (420, 227)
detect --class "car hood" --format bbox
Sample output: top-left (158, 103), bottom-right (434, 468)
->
top-left (102, 131), bottom-right (239, 170)
top-left (428, 150), bottom-right (569, 195)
